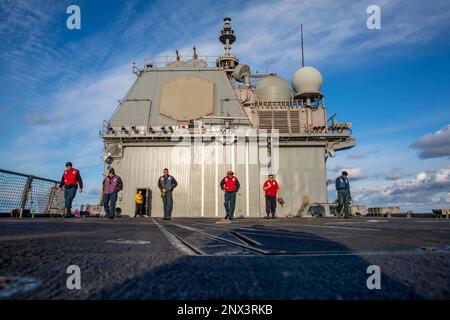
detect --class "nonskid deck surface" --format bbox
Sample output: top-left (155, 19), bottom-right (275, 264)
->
top-left (156, 218), bottom-right (450, 256)
top-left (0, 217), bottom-right (449, 299)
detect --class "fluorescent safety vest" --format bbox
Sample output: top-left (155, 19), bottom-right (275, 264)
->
top-left (263, 180), bottom-right (279, 197)
top-left (224, 176), bottom-right (238, 192)
top-left (64, 169), bottom-right (79, 186)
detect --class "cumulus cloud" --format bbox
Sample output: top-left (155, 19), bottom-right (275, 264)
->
top-left (411, 124), bottom-right (450, 159)
top-left (374, 167), bottom-right (409, 181)
top-left (388, 168), bottom-right (449, 196)
top-left (329, 166), bottom-right (366, 180)
top-left (353, 166), bottom-right (450, 211)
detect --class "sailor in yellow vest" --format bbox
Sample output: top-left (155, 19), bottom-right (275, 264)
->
top-left (134, 190), bottom-right (145, 218)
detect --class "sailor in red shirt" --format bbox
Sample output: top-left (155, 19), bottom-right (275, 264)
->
top-left (263, 174), bottom-right (279, 219)
top-left (220, 170), bottom-right (240, 220)
top-left (58, 161), bottom-right (83, 216)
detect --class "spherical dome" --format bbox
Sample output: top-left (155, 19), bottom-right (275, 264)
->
top-left (255, 76), bottom-right (292, 101)
top-left (291, 66), bottom-right (323, 95)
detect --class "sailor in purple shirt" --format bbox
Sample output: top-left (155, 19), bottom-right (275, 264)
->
top-left (101, 168), bottom-right (123, 219)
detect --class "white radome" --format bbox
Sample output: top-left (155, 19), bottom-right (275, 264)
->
top-left (291, 66), bottom-right (323, 95)
top-left (255, 75), bottom-right (292, 101)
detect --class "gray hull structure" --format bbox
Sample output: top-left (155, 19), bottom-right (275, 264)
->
top-left (101, 18), bottom-right (355, 218)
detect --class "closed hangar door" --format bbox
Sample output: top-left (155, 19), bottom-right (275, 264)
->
top-left (117, 142), bottom-right (264, 218)
top-left (271, 146), bottom-right (328, 217)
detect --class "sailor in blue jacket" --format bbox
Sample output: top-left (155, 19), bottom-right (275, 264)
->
top-left (335, 171), bottom-right (352, 218)
top-left (158, 168), bottom-right (178, 220)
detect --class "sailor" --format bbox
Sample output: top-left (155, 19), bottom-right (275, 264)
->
top-left (335, 171), bottom-right (352, 218)
top-left (263, 174), bottom-right (279, 219)
top-left (158, 168), bottom-right (178, 220)
top-left (58, 161), bottom-right (83, 217)
top-left (101, 168), bottom-right (123, 219)
top-left (220, 170), bottom-right (240, 220)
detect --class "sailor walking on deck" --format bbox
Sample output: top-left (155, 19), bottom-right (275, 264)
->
top-left (59, 162), bottom-right (83, 217)
top-left (101, 168), bottom-right (123, 219)
top-left (220, 170), bottom-right (240, 220)
top-left (263, 174), bottom-right (279, 219)
top-left (335, 171), bottom-right (352, 218)
top-left (158, 168), bottom-right (177, 220)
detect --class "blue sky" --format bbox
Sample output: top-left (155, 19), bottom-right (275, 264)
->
top-left (1, 0), bottom-right (449, 211)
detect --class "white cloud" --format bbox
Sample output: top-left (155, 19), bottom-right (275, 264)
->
top-left (351, 166), bottom-right (450, 211)
top-left (329, 166), bottom-right (366, 180)
top-left (411, 124), bottom-right (450, 159)
top-left (374, 167), bottom-right (408, 181)
top-left (0, 63), bottom-right (135, 177)
top-left (219, 0), bottom-right (450, 77)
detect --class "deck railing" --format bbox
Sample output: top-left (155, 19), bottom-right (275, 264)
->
top-left (0, 168), bottom-right (64, 217)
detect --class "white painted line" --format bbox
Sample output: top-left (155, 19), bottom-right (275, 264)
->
top-left (245, 142), bottom-right (250, 217)
top-left (237, 230), bottom-right (352, 241)
top-left (299, 224), bottom-right (380, 232)
top-left (106, 239), bottom-right (151, 245)
top-left (152, 219), bottom-right (199, 256)
top-left (229, 231), bottom-right (262, 246)
top-left (168, 221), bottom-right (268, 255)
top-left (201, 142), bottom-right (205, 217)
top-left (276, 249), bottom-right (450, 257)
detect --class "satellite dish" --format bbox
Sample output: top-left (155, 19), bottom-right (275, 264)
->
top-left (232, 64), bottom-right (251, 83)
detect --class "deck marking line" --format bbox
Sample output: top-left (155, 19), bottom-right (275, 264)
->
top-left (152, 219), bottom-right (204, 256)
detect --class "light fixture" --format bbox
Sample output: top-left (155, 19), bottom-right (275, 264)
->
top-left (104, 153), bottom-right (113, 165)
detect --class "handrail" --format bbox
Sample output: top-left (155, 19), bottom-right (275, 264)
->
top-left (0, 168), bottom-right (63, 217)
top-left (0, 168), bottom-right (59, 184)
top-left (143, 55), bottom-right (222, 68)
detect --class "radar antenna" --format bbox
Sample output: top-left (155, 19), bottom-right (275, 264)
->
top-left (301, 24), bottom-right (305, 68)
top-left (216, 17), bottom-right (239, 75)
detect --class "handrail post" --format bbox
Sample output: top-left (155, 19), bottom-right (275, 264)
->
top-left (19, 176), bottom-right (33, 219)
top-left (45, 182), bottom-right (58, 217)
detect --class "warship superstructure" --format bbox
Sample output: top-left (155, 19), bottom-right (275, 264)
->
top-left (101, 17), bottom-right (355, 217)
